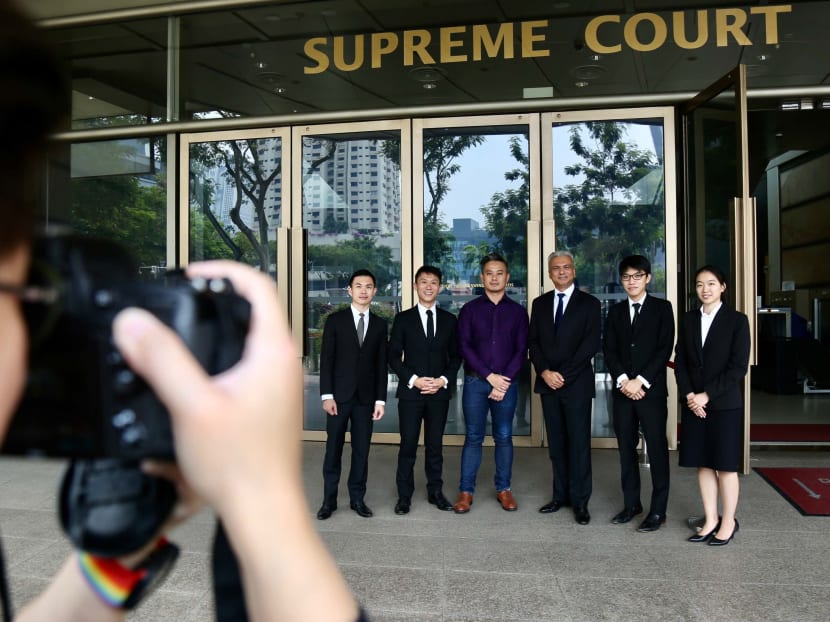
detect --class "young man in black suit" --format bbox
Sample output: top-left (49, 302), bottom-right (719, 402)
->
top-left (388, 266), bottom-right (461, 514)
top-left (529, 251), bottom-right (601, 525)
top-left (603, 255), bottom-right (675, 532)
top-left (317, 269), bottom-right (388, 520)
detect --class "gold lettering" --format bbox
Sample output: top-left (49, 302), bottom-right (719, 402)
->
top-left (624, 13), bottom-right (668, 52)
top-left (750, 5), bottom-right (792, 44)
top-left (472, 23), bottom-right (514, 60)
top-left (440, 26), bottom-right (467, 63)
top-left (333, 35), bottom-right (364, 71)
top-left (303, 37), bottom-right (329, 74)
top-left (404, 29), bottom-right (436, 66)
top-left (715, 8), bottom-right (751, 47)
top-left (371, 32), bottom-right (399, 68)
top-left (521, 20), bottom-right (550, 58)
top-left (672, 10), bottom-right (708, 49)
top-left (585, 15), bottom-right (622, 54)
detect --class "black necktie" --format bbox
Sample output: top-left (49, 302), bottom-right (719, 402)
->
top-left (631, 302), bottom-right (641, 328)
top-left (554, 293), bottom-right (565, 331)
top-left (357, 313), bottom-right (365, 347)
top-left (426, 309), bottom-right (434, 340)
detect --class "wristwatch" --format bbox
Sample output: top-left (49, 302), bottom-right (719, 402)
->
top-left (79, 537), bottom-right (180, 610)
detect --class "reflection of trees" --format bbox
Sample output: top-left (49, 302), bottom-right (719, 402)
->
top-left (385, 134), bottom-right (484, 274)
top-left (554, 122), bottom-right (663, 288)
top-left (71, 172), bottom-right (165, 269)
top-left (306, 235), bottom-right (399, 293)
top-left (480, 136), bottom-right (530, 285)
top-left (191, 139), bottom-right (280, 272)
top-left (422, 135), bottom-right (484, 274)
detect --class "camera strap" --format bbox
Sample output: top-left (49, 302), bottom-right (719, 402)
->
top-left (0, 529), bottom-right (12, 621)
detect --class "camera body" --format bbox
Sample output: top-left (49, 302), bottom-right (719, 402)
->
top-left (2, 230), bottom-right (250, 460)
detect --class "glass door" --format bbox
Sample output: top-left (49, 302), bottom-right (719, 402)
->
top-left (542, 108), bottom-right (679, 449)
top-left (291, 121), bottom-right (410, 442)
top-left (413, 115), bottom-right (542, 447)
top-left (679, 65), bottom-right (757, 473)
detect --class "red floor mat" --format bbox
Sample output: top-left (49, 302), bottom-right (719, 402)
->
top-left (750, 424), bottom-right (830, 442)
top-left (755, 467), bottom-right (830, 516)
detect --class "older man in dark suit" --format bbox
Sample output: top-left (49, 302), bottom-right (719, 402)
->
top-left (317, 269), bottom-right (388, 520)
top-left (529, 251), bottom-right (601, 525)
top-left (604, 255), bottom-right (675, 532)
top-left (388, 266), bottom-right (461, 514)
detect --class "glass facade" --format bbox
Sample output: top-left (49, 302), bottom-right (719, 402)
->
top-left (35, 1), bottom-right (830, 447)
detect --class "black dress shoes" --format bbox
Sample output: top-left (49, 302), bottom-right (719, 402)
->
top-left (708, 519), bottom-right (739, 546)
top-left (611, 505), bottom-right (644, 524)
top-left (637, 513), bottom-right (666, 532)
top-left (316, 502), bottom-right (336, 520)
top-left (539, 500), bottom-right (569, 514)
top-left (427, 492), bottom-right (453, 511)
top-left (394, 497), bottom-right (411, 515)
top-left (350, 500), bottom-right (373, 518)
top-left (574, 506), bottom-right (591, 525)
top-left (688, 521), bottom-right (720, 543)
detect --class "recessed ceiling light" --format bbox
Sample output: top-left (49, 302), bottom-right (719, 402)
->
top-left (575, 81), bottom-right (589, 88)
top-left (589, 54), bottom-right (601, 62)
top-left (775, 132), bottom-right (784, 137)
top-left (274, 87), bottom-right (287, 95)
top-left (757, 54), bottom-right (770, 61)
top-left (422, 82), bottom-right (438, 90)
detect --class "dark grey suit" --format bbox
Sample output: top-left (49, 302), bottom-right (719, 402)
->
top-left (320, 307), bottom-right (388, 503)
top-left (529, 289), bottom-right (601, 508)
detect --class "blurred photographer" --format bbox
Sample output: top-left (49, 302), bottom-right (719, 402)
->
top-left (0, 1), bottom-right (359, 620)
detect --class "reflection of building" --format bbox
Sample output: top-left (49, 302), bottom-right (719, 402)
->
top-left (302, 139), bottom-right (400, 235)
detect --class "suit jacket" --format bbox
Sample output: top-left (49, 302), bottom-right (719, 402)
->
top-left (388, 306), bottom-right (461, 401)
top-left (529, 288), bottom-right (601, 397)
top-left (319, 307), bottom-right (388, 406)
top-left (603, 295), bottom-right (675, 399)
top-left (674, 304), bottom-right (750, 411)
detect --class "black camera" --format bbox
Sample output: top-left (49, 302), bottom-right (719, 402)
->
top-left (1, 229), bottom-right (250, 460)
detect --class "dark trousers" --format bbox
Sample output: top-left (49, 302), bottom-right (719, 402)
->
top-left (322, 399), bottom-right (374, 503)
top-left (395, 398), bottom-right (450, 498)
top-left (541, 392), bottom-right (593, 507)
top-left (212, 521), bottom-right (248, 622)
top-left (613, 395), bottom-right (670, 515)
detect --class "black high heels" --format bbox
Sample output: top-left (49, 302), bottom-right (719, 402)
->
top-left (708, 519), bottom-right (739, 546)
top-left (687, 520), bottom-right (720, 543)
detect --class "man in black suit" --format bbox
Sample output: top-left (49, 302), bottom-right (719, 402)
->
top-left (529, 251), bottom-right (600, 525)
top-left (388, 266), bottom-right (461, 514)
top-left (603, 255), bottom-right (675, 532)
top-left (317, 269), bottom-right (388, 520)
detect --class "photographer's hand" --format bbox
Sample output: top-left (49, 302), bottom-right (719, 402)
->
top-left (112, 260), bottom-right (358, 622)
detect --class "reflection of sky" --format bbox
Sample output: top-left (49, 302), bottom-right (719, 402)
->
top-left (436, 124), bottom-right (661, 223)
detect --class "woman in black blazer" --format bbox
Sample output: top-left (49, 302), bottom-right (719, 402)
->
top-left (675, 265), bottom-right (750, 546)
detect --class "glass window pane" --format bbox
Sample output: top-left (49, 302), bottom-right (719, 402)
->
top-left (47, 20), bottom-right (168, 129)
top-left (552, 119), bottom-right (666, 438)
top-left (302, 133), bottom-right (402, 432)
top-left (423, 127), bottom-right (531, 437)
top-left (188, 137), bottom-right (284, 274)
top-left (53, 137), bottom-right (167, 275)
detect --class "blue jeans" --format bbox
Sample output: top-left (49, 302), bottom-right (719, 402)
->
top-left (459, 375), bottom-right (518, 493)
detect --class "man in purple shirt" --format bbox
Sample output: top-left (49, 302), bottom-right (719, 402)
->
top-left (453, 253), bottom-right (529, 514)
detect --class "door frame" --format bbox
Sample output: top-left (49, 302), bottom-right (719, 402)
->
top-left (679, 65), bottom-right (757, 474)
top-left (413, 113), bottom-right (543, 448)
top-left (541, 107), bottom-right (680, 450)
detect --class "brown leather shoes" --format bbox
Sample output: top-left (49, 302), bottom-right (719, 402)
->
top-left (453, 492), bottom-right (473, 514)
top-left (496, 489), bottom-right (518, 511)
